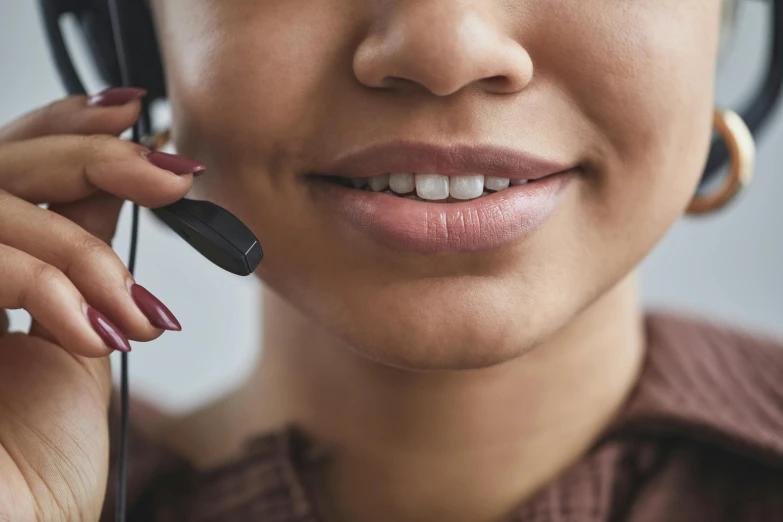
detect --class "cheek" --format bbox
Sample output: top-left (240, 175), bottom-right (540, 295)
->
top-left (156, 0), bottom-right (354, 178)
top-left (530, 0), bottom-right (719, 273)
top-left (154, 0), bottom-right (363, 268)
top-left (543, 1), bottom-right (718, 207)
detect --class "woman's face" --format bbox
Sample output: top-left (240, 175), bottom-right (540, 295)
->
top-left (151, 0), bottom-right (720, 369)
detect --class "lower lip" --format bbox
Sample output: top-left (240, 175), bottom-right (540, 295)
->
top-left (311, 172), bottom-right (573, 254)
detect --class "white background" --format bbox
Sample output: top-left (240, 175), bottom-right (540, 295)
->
top-left (1, 2), bottom-right (781, 413)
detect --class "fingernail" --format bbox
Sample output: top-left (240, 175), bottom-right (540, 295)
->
top-left (84, 304), bottom-right (132, 353)
top-left (129, 283), bottom-right (182, 331)
top-left (88, 87), bottom-right (147, 107)
top-left (144, 151), bottom-right (206, 175)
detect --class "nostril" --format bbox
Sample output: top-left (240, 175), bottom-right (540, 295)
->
top-left (484, 75), bottom-right (509, 88)
top-left (380, 76), bottom-right (423, 92)
top-left (481, 73), bottom-right (528, 95)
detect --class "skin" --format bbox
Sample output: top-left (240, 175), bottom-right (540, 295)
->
top-left (0, 0), bottom-right (724, 521)
top-left (157, 0), bottom-right (714, 370)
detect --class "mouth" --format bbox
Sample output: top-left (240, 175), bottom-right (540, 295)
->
top-left (308, 142), bottom-right (576, 254)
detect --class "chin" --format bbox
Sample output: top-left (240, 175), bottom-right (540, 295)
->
top-left (325, 282), bottom-right (551, 372)
top-left (348, 326), bottom-right (536, 372)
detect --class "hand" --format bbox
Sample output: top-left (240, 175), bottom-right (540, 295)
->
top-left (0, 88), bottom-right (202, 521)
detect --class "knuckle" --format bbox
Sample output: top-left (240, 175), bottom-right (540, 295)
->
top-left (77, 134), bottom-right (124, 183)
top-left (54, 234), bottom-right (116, 283)
top-left (24, 263), bottom-right (69, 307)
top-left (31, 262), bottom-right (66, 287)
top-left (73, 235), bottom-right (112, 262)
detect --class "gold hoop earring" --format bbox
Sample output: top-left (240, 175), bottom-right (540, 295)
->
top-left (687, 108), bottom-right (755, 215)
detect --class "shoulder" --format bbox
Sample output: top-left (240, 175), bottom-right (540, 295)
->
top-left (644, 311), bottom-right (783, 370)
top-left (618, 311), bottom-right (783, 466)
top-left (604, 313), bottom-right (783, 520)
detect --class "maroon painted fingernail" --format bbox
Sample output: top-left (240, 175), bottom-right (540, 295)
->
top-left (144, 151), bottom-right (206, 175)
top-left (84, 305), bottom-right (132, 353)
top-left (87, 87), bottom-right (147, 107)
top-left (130, 283), bottom-right (182, 331)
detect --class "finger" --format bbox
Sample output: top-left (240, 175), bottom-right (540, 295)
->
top-left (0, 134), bottom-right (199, 207)
top-left (0, 192), bottom-right (180, 342)
top-left (29, 193), bottom-right (128, 344)
top-left (0, 242), bottom-right (129, 357)
top-left (0, 89), bottom-right (146, 143)
top-left (48, 192), bottom-right (125, 244)
top-left (45, 193), bottom-right (173, 341)
top-left (28, 320), bottom-right (58, 344)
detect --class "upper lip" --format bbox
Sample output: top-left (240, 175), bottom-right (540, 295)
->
top-left (315, 141), bottom-right (574, 181)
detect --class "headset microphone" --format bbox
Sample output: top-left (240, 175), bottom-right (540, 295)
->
top-left (154, 199), bottom-right (263, 276)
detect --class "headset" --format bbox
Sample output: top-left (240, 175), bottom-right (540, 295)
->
top-left (37, 0), bottom-right (783, 521)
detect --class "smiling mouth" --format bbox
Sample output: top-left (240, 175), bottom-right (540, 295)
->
top-left (314, 172), bottom-right (552, 203)
top-left (306, 141), bottom-right (576, 253)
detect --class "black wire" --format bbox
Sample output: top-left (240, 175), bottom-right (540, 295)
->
top-left (105, 1), bottom-right (139, 521)
top-left (116, 353), bottom-right (130, 522)
top-left (116, 202), bottom-right (139, 522)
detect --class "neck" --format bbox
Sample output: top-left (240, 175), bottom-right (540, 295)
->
top-left (249, 274), bottom-right (645, 522)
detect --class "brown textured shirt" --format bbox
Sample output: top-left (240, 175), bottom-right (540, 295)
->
top-left (101, 313), bottom-right (783, 521)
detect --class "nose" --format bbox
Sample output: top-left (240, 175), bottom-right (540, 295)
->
top-left (353, 2), bottom-right (533, 97)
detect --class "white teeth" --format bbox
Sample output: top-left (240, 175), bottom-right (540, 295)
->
top-left (416, 174), bottom-right (450, 201)
top-left (450, 175), bottom-right (485, 200)
top-left (484, 176), bottom-right (510, 191)
top-left (389, 173), bottom-right (415, 194)
top-left (368, 173), bottom-right (390, 192)
top-left (348, 172), bottom-right (520, 200)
